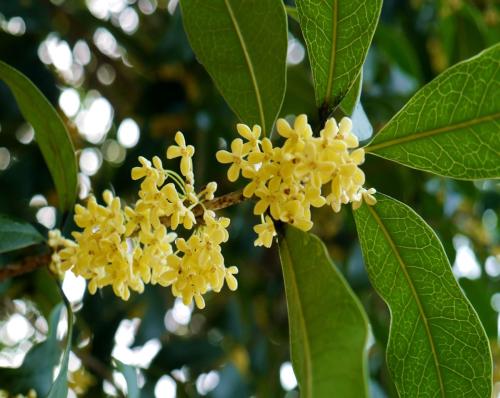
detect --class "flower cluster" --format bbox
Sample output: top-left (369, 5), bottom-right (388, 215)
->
top-left (50, 132), bottom-right (237, 309)
top-left (216, 115), bottom-right (376, 247)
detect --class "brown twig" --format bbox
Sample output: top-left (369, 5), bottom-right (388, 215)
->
top-left (160, 188), bottom-right (246, 225)
top-left (205, 189), bottom-right (246, 212)
top-left (0, 190), bottom-right (247, 283)
top-left (0, 253), bottom-right (52, 282)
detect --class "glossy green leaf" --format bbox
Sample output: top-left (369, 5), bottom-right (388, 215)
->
top-left (0, 303), bottom-right (63, 395)
top-left (295, 0), bottom-right (382, 113)
top-left (353, 194), bottom-right (492, 398)
top-left (335, 73), bottom-right (373, 141)
top-left (278, 226), bottom-right (369, 398)
top-left (337, 72), bottom-right (362, 117)
top-left (179, 0), bottom-right (287, 135)
top-left (365, 45), bottom-right (500, 180)
top-left (0, 60), bottom-right (77, 211)
top-left (114, 360), bottom-right (140, 398)
top-left (47, 297), bottom-right (73, 398)
top-left (0, 214), bottom-right (44, 253)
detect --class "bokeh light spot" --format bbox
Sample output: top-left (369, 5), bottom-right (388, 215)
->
top-left (280, 362), bottom-right (298, 391)
top-left (117, 118), bottom-right (140, 148)
top-left (79, 148), bottom-right (103, 176)
top-left (155, 375), bottom-right (176, 398)
top-left (59, 88), bottom-right (81, 117)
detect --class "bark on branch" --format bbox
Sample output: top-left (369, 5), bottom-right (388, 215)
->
top-left (0, 253), bottom-right (52, 282)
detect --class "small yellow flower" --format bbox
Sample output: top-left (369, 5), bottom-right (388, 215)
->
top-left (68, 366), bottom-right (95, 395)
top-left (352, 188), bottom-right (377, 210)
top-left (166, 131), bottom-right (195, 178)
top-left (236, 123), bottom-right (261, 151)
top-left (254, 216), bottom-right (276, 248)
top-left (163, 183), bottom-right (195, 230)
top-left (225, 266), bottom-right (239, 291)
top-left (216, 138), bottom-right (249, 182)
top-left (247, 136), bottom-right (274, 165)
top-left (254, 177), bottom-right (283, 219)
top-left (131, 156), bottom-right (164, 186)
top-left (203, 181), bottom-right (217, 201)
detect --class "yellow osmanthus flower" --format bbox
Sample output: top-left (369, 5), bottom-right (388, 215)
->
top-left (217, 115), bottom-right (377, 247)
top-left (0, 390), bottom-right (37, 398)
top-left (254, 216), bottom-right (277, 248)
top-left (49, 132), bottom-right (237, 309)
top-left (68, 367), bottom-right (95, 396)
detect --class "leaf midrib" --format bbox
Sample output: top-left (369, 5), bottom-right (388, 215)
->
top-left (324, 0), bottom-right (338, 106)
top-left (282, 238), bottom-right (313, 398)
top-left (365, 112), bottom-right (500, 153)
top-left (223, 0), bottom-right (266, 134)
top-left (366, 204), bottom-right (446, 398)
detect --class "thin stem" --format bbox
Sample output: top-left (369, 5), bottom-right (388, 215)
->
top-left (165, 170), bottom-right (186, 193)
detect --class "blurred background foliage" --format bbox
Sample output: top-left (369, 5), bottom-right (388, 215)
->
top-left (0, 0), bottom-right (499, 397)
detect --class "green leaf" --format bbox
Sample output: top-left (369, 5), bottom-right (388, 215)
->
top-left (179, 0), bottom-right (287, 135)
top-left (0, 214), bottom-right (44, 253)
top-left (374, 24), bottom-right (424, 83)
top-left (285, 6), bottom-right (300, 23)
top-left (353, 194), bottom-right (492, 398)
top-left (47, 296), bottom-right (73, 398)
top-left (295, 0), bottom-right (382, 113)
top-left (0, 303), bottom-right (64, 396)
top-left (335, 73), bottom-right (373, 141)
top-left (278, 226), bottom-right (369, 398)
top-left (0, 60), bottom-right (77, 211)
top-left (337, 72), bottom-right (362, 117)
top-left (114, 360), bottom-right (140, 398)
top-left (365, 45), bottom-right (500, 180)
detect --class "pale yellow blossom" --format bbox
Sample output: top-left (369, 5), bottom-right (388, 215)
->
top-left (50, 131), bottom-right (237, 309)
top-left (216, 115), bottom-right (376, 247)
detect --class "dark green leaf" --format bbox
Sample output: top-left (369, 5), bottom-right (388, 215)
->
top-left (0, 61), bottom-right (77, 211)
top-left (0, 214), bottom-right (44, 253)
top-left (179, 0), bottom-right (287, 135)
top-left (0, 303), bottom-right (63, 396)
top-left (114, 360), bottom-right (140, 398)
top-left (339, 73), bottom-right (362, 115)
top-left (365, 45), bottom-right (500, 180)
top-left (281, 65), bottom-right (316, 118)
top-left (375, 24), bottom-right (424, 83)
top-left (278, 226), bottom-right (369, 398)
top-left (295, 0), bottom-right (382, 112)
top-left (285, 6), bottom-right (300, 23)
top-left (335, 73), bottom-right (373, 141)
top-left (47, 297), bottom-right (73, 398)
top-left (353, 194), bottom-right (492, 397)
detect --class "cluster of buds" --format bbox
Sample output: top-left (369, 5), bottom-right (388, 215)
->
top-left (216, 115), bottom-right (376, 247)
top-left (50, 132), bottom-right (237, 309)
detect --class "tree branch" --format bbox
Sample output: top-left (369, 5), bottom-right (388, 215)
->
top-left (0, 253), bottom-right (52, 282)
